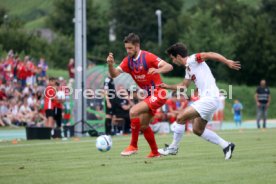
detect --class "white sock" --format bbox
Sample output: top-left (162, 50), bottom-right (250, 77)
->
top-left (170, 123), bottom-right (185, 148)
top-left (201, 129), bottom-right (229, 149)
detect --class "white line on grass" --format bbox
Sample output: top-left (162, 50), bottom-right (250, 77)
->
top-left (0, 129), bottom-right (274, 149)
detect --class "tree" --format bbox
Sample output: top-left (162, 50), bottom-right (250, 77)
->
top-left (47, 0), bottom-right (109, 59)
top-left (110, 0), bottom-right (183, 60)
top-left (0, 6), bottom-right (7, 26)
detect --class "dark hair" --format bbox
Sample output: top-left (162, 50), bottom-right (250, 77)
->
top-left (124, 33), bottom-right (140, 45)
top-left (171, 91), bottom-right (177, 97)
top-left (49, 77), bottom-right (56, 81)
top-left (166, 43), bottom-right (188, 58)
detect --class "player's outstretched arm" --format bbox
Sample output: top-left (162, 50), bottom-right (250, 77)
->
top-left (157, 60), bottom-right (173, 74)
top-left (200, 52), bottom-right (241, 71)
top-left (158, 79), bottom-right (191, 90)
top-left (148, 60), bottom-right (173, 74)
top-left (106, 52), bottom-right (121, 78)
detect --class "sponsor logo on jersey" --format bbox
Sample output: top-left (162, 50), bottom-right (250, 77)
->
top-left (134, 74), bottom-right (146, 80)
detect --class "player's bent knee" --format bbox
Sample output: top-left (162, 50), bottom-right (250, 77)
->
top-left (140, 124), bottom-right (148, 131)
top-left (176, 117), bottom-right (185, 124)
top-left (193, 128), bottom-right (204, 136)
top-left (129, 108), bottom-right (139, 118)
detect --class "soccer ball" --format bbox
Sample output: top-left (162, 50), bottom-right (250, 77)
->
top-left (96, 135), bottom-right (112, 152)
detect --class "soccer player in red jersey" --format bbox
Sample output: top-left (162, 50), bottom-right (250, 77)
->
top-left (106, 33), bottom-right (173, 158)
top-left (44, 77), bottom-right (57, 128)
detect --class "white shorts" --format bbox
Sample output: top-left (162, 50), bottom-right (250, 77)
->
top-left (191, 96), bottom-right (220, 121)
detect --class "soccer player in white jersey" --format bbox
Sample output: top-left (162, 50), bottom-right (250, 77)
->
top-left (158, 43), bottom-right (241, 160)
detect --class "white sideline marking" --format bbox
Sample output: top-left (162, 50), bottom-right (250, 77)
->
top-left (0, 129), bottom-right (274, 149)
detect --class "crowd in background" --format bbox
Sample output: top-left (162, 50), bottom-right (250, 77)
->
top-left (0, 50), bottom-right (73, 136)
top-left (0, 50), bottom-right (49, 127)
top-left (4, 50), bottom-right (271, 137)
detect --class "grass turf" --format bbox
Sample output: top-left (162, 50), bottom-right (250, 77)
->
top-left (0, 128), bottom-right (276, 184)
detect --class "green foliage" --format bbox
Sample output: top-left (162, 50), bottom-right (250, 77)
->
top-left (46, 0), bottom-right (109, 58)
top-left (0, 6), bottom-right (7, 25)
top-left (1, 0), bottom-right (276, 86)
top-left (169, 0), bottom-right (276, 86)
top-left (47, 68), bottom-right (69, 79)
top-left (0, 0), bottom-right (54, 21)
top-left (45, 34), bottom-right (74, 68)
top-left (109, 0), bottom-right (183, 59)
top-left (0, 25), bottom-right (73, 68)
top-left (46, 0), bottom-right (75, 35)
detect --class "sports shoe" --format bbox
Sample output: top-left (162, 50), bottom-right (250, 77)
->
top-left (121, 145), bottom-right (138, 156)
top-left (146, 151), bottom-right (161, 158)
top-left (158, 144), bottom-right (178, 156)
top-left (223, 143), bottom-right (235, 160)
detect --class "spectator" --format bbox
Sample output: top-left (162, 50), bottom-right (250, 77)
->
top-left (113, 85), bottom-right (131, 134)
top-left (44, 77), bottom-right (56, 128)
top-left (19, 96), bottom-right (34, 125)
top-left (13, 55), bottom-right (20, 81)
top-left (0, 100), bottom-right (10, 126)
top-left (37, 57), bottom-right (48, 79)
top-left (232, 99), bottom-right (243, 128)
top-left (62, 95), bottom-right (73, 138)
top-left (52, 80), bottom-right (65, 138)
top-left (255, 79), bottom-right (271, 129)
top-left (3, 50), bottom-right (15, 83)
top-left (103, 75), bottom-right (116, 135)
top-left (26, 57), bottom-right (36, 87)
top-left (68, 58), bottom-right (75, 81)
top-left (0, 85), bottom-right (7, 100)
top-left (17, 56), bottom-right (28, 89)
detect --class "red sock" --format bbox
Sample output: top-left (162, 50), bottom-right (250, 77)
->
top-left (143, 126), bottom-right (158, 154)
top-left (130, 118), bottom-right (140, 148)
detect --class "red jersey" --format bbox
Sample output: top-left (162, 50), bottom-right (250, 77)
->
top-left (26, 61), bottom-right (35, 77)
top-left (17, 62), bottom-right (28, 80)
top-left (166, 99), bottom-right (177, 111)
top-left (118, 50), bottom-right (163, 95)
top-left (44, 86), bottom-right (55, 110)
top-left (68, 63), bottom-right (75, 78)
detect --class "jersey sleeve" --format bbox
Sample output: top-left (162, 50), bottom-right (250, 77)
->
top-left (187, 53), bottom-right (205, 66)
top-left (146, 52), bottom-right (163, 68)
top-left (117, 57), bottom-right (130, 73)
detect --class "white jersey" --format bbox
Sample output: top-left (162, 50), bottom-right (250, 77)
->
top-left (185, 54), bottom-right (220, 97)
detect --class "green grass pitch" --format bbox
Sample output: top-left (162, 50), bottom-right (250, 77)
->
top-left (0, 129), bottom-right (276, 184)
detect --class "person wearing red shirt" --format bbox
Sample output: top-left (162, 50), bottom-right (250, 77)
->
top-left (53, 81), bottom-right (65, 129)
top-left (4, 51), bottom-right (15, 83)
top-left (107, 33), bottom-right (173, 158)
top-left (44, 77), bottom-right (56, 128)
top-left (26, 59), bottom-right (35, 86)
top-left (68, 58), bottom-right (75, 80)
top-left (17, 58), bottom-right (28, 89)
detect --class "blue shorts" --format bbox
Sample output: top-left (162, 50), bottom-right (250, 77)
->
top-left (234, 115), bottom-right (241, 122)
